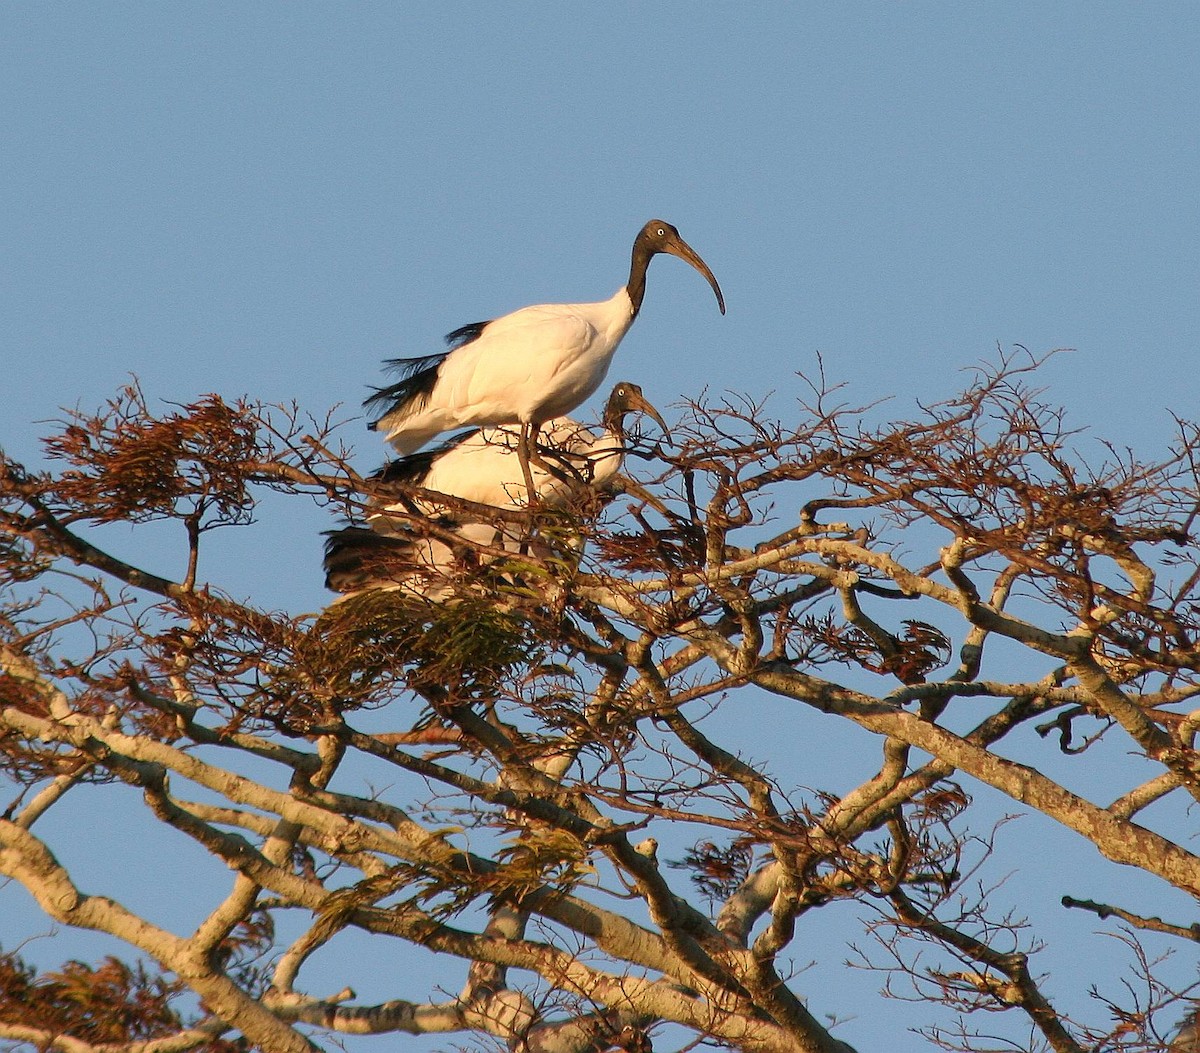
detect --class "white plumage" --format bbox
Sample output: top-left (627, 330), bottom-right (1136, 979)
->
top-left (325, 382), bottom-right (668, 598)
top-left (380, 381), bottom-right (668, 511)
top-left (369, 297), bottom-right (636, 455)
top-left (365, 219), bottom-right (722, 494)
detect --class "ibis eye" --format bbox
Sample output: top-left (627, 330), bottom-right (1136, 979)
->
top-left (656, 227), bottom-right (666, 236)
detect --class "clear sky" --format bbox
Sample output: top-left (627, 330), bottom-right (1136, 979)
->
top-left (3, 5), bottom-right (1200, 1050)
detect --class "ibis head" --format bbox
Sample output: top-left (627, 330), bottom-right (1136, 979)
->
top-left (603, 381), bottom-right (671, 443)
top-left (629, 220), bottom-right (725, 316)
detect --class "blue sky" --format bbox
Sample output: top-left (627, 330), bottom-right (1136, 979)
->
top-left (3, 5), bottom-right (1200, 1050)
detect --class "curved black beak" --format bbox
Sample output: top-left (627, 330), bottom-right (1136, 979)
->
top-left (626, 388), bottom-right (672, 444)
top-left (664, 234), bottom-right (725, 315)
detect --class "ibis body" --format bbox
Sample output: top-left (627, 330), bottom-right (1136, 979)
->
top-left (325, 383), bottom-right (667, 598)
top-left (366, 220), bottom-right (723, 459)
top-left (376, 382), bottom-right (669, 511)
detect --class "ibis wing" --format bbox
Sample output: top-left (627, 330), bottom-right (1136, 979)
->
top-left (363, 319), bottom-right (491, 427)
top-left (370, 430), bottom-right (482, 491)
top-left (364, 353), bottom-right (447, 427)
top-left (378, 353), bottom-right (447, 377)
top-left (366, 301), bottom-right (607, 435)
top-left (419, 428), bottom-right (529, 508)
top-left (459, 307), bottom-right (601, 414)
top-left (444, 320), bottom-right (491, 349)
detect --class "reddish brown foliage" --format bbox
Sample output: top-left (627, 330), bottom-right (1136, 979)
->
top-left (0, 950), bottom-right (183, 1042)
top-left (42, 383), bottom-right (265, 527)
top-left (4, 355), bottom-right (1200, 1052)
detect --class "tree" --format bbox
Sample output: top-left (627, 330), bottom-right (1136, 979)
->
top-left (2, 351), bottom-right (1198, 1053)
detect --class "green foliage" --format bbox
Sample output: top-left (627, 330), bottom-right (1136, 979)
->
top-left (312, 591), bottom-right (539, 705)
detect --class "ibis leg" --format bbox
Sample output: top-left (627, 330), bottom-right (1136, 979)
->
top-left (517, 424), bottom-right (540, 506)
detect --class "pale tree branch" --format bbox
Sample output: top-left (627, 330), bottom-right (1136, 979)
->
top-left (6, 357), bottom-right (1200, 1052)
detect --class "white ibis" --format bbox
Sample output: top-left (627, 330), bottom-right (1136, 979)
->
top-left (365, 219), bottom-right (723, 495)
top-left (376, 381), bottom-right (669, 512)
top-left (325, 383), bottom-right (668, 597)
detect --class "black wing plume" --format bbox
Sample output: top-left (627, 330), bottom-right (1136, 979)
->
top-left (322, 527), bottom-right (408, 591)
top-left (364, 354), bottom-right (446, 428)
top-left (363, 320), bottom-right (490, 429)
top-left (370, 430), bottom-right (482, 489)
top-left (444, 320), bottom-right (490, 349)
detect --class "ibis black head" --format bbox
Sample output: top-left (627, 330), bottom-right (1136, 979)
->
top-left (628, 219), bottom-right (725, 316)
top-left (604, 381), bottom-right (671, 442)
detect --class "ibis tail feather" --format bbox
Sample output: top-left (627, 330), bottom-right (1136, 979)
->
top-left (444, 320), bottom-right (491, 349)
top-left (323, 527), bottom-right (410, 592)
top-left (370, 430), bottom-right (481, 490)
top-left (364, 355), bottom-right (446, 434)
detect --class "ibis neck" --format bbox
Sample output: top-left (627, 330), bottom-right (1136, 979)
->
top-left (601, 407), bottom-right (626, 436)
top-left (626, 238), bottom-right (654, 316)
